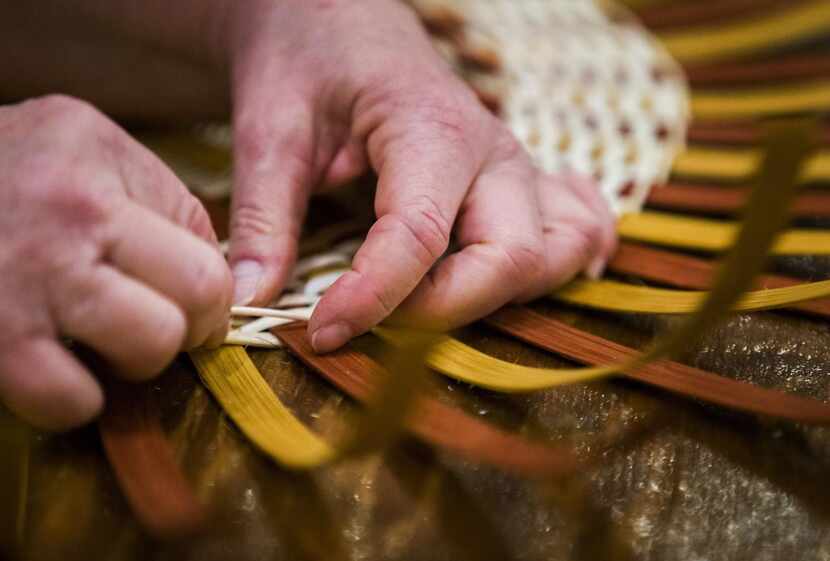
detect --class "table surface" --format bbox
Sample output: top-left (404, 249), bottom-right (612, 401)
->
top-left (3, 182), bottom-right (830, 561)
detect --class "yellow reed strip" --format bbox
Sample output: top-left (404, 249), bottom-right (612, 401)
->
top-left (374, 329), bottom-right (613, 392)
top-left (658, 0), bottom-right (830, 62)
top-left (672, 147), bottom-right (830, 183)
top-left (552, 279), bottom-right (830, 315)
top-left (190, 347), bottom-right (335, 469)
top-left (691, 81), bottom-right (830, 121)
top-left (192, 338), bottom-right (430, 470)
top-left (617, 211), bottom-right (830, 254)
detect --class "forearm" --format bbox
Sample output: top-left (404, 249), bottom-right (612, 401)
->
top-left (0, 1), bottom-right (234, 123)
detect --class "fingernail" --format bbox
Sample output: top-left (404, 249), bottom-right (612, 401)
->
top-left (310, 323), bottom-right (352, 354)
top-left (586, 257), bottom-right (606, 280)
top-left (232, 260), bottom-right (263, 305)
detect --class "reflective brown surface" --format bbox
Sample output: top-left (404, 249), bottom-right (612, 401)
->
top-left (3, 231), bottom-right (830, 560)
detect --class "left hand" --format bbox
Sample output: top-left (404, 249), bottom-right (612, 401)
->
top-left (224, 0), bottom-right (617, 352)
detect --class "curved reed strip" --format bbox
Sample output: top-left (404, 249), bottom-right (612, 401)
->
top-left (190, 347), bottom-right (335, 468)
top-left (672, 146), bottom-right (829, 183)
top-left (190, 339), bottom-right (429, 469)
top-left (485, 306), bottom-right (830, 424)
top-left (646, 183), bottom-right (830, 218)
top-left (552, 278), bottom-right (830, 315)
top-left (608, 242), bottom-right (830, 318)
top-left (686, 54), bottom-right (830, 87)
top-left (375, 328), bottom-right (612, 391)
top-left (657, 0), bottom-right (830, 63)
top-left (617, 211), bottom-right (830, 254)
top-left (691, 81), bottom-right (830, 120)
top-left (99, 380), bottom-right (206, 538)
top-left (275, 323), bottom-right (580, 477)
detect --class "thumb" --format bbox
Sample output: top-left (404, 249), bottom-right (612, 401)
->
top-left (228, 96), bottom-right (320, 305)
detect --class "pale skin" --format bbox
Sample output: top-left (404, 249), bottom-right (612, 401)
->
top-left (0, 0), bottom-right (616, 430)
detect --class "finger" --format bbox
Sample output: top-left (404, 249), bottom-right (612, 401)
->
top-left (320, 140), bottom-right (368, 190)
top-left (540, 179), bottom-right (610, 283)
top-left (560, 173), bottom-right (617, 277)
top-left (107, 203), bottom-right (232, 349)
top-left (98, 109), bottom-right (224, 248)
top-left (55, 265), bottom-right (187, 379)
top-left (389, 157), bottom-right (547, 329)
top-left (0, 338), bottom-right (103, 431)
top-left (228, 92), bottom-right (322, 306)
top-left (102, 122), bottom-right (231, 346)
top-left (308, 102), bottom-right (489, 352)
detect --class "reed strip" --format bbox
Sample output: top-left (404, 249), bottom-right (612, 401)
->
top-left (98, 380), bottom-right (206, 538)
top-left (485, 306), bottom-right (830, 423)
top-left (686, 54), bottom-right (830, 87)
top-left (618, 211), bottom-right (830, 254)
top-left (552, 278), bottom-right (830, 314)
top-left (658, 0), bottom-right (830, 63)
top-left (646, 183), bottom-right (830, 217)
top-left (672, 146), bottom-right (829, 183)
top-left (608, 242), bottom-right (830, 318)
top-left (275, 323), bottom-right (580, 477)
top-left (691, 80), bottom-right (830, 120)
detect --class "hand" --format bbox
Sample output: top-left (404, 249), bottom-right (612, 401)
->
top-left (225, 0), bottom-right (617, 352)
top-left (223, 0), bottom-right (618, 349)
top-left (0, 95), bottom-right (232, 430)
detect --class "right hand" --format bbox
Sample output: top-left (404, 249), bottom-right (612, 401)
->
top-left (0, 95), bottom-right (232, 430)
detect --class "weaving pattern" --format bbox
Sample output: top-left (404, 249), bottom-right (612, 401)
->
top-left (92, 0), bottom-right (830, 545)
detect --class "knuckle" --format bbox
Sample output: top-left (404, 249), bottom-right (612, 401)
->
top-left (497, 236), bottom-right (546, 280)
top-left (491, 128), bottom-right (528, 163)
top-left (231, 200), bottom-right (277, 240)
top-left (235, 114), bottom-right (313, 169)
top-left (28, 94), bottom-right (107, 132)
top-left (410, 94), bottom-right (470, 143)
top-left (180, 194), bottom-right (215, 239)
top-left (38, 183), bottom-right (118, 231)
top-left (188, 252), bottom-right (232, 312)
top-left (387, 195), bottom-right (452, 264)
top-left (142, 309), bottom-right (187, 370)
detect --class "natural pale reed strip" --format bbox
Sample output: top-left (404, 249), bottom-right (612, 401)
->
top-left (658, 0), bottom-right (830, 62)
top-left (617, 211), bottom-right (830, 254)
top-left (238, 316), bottom-right (293, 334)
top-left (691, 81), bottom-right (830, 121)
top-left (224, 330), bottom-right (283, 348)
top-left (231, 306), bottom-right (313, 321)
top-left (672, 146), bottom-right (829, 182)
top-left (485, 306), bottom-right (830, 424)
top-left (551, 278), bottom-right (830, 315)
top-left (190, 347), bottom-right (335, 468)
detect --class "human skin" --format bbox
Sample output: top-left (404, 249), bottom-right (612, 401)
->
top-left (0, 0), bottom-right (616, 429)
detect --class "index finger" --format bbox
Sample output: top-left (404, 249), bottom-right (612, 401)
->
top-left (307, 100), bottom-right (489, 352)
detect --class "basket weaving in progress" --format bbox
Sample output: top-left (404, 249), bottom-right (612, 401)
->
top-left (4, 1), bottom-right (830, 560)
